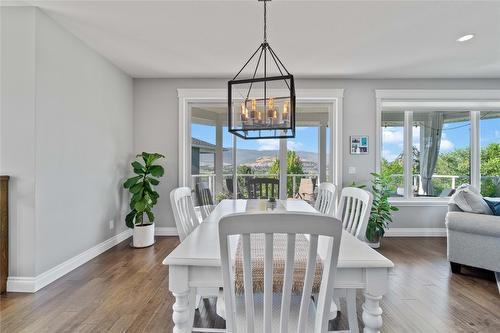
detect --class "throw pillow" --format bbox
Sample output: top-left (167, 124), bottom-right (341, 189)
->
top-left (449, 185), bottom-right (493, 215)
top-left (484, 199), bottom-right (500, 216)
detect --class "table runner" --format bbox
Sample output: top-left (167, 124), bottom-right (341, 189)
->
top-left (244, 199), bottom-right (284, 213)
top-left (234, 233), bottom-right (323, 294)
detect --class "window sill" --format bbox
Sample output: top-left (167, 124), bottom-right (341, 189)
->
top-left (388, 199), bottom-right (449, 207)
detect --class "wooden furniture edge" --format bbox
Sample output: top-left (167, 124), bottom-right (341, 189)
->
top-left (1, 176), bottom-right (10, 294)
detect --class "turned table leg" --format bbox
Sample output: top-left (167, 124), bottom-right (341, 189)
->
top-left (362, 292), bottom-right (383, 333)
top-left (172, 290), bottom-right (192, 333)
top-left (170, 266), bottom-right (193, 333)
top-left (362, 267), bottom-right (389, 333)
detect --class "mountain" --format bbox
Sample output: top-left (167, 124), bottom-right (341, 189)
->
top-left (222, 149), bottom-right (319, 165)
top-left (199, 148), bottom-right (322, 174)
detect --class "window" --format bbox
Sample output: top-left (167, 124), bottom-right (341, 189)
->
top-left (380, 110), bottom-right (478, 199)
top-left (190, 109), bottom-right (233, 204)
top-left (234, 135), bottom-right (280, 199)
top-left (180, 89), bottom-right (343, 203)
top-left (480, 111), bottom-right (500, 197)
top-left (381, 111), bottom-right (405, 197)
top-left (191, 123), bottom-right (216, 201)
top-left (232, 103), bottom-right (331, 202)
top-left (377, 90), bottom-right (500, 200)
top-left (413, 111), bottom-right (470, 197)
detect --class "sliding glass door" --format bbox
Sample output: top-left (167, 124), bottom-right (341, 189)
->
top-left (190, 102), bottom-right (334, 204)
top-left (283, 103), bottom-right (331, 204)
top-left (232, 103), bottom-right (331, 203)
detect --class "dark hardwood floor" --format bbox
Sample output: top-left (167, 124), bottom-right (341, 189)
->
top-left (1, 236), bottom-right (499, 332)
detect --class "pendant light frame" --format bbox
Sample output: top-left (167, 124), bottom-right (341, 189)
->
top-left (228, 0), bottom-right (296, 140)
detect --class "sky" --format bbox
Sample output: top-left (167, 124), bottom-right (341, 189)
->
top-left (382, 113), bottom-right (500, 162)
top-left (192, 124), bottom-right (320, 152)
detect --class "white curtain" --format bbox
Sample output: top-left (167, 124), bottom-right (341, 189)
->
top-left (420, 113), bottom-right (444, 195)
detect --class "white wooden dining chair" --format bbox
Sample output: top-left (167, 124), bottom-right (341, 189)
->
top-left (219, 212), bottom-right (342, 333)
top-left (331, 187), bottom-right (374, 332)
top-left (170, 187), bottom-right (224, 322)
top-left (170, 187), bottom-right (200, 242)
top-left (195, 182), bottom-right (215, 220)
top-left (336, 187), bottom-right (373, 242)
top-left (314, 182), bottom-right (337, 216)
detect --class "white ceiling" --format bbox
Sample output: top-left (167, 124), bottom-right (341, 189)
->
top-left (13, 0), bottom-right (500, 78)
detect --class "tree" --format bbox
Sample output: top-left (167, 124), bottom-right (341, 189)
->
top-left (269, 150), bottom-right (304, 197)
top-left (480, 143), bottom-right (500, 196)
top-left (434, 148), bottom-right (470, 177)
top-left (236, 165), bottom-right (253, 197)
top-left (382, 143), bottom-right (500, 197)
top-left (481, 143), bottom-right (500, 176)
top-left (237, 165), bottom-right (253, 175)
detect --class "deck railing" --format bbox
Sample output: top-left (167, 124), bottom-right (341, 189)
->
top-left (386, 174), bottom-right (500, 196)
top-left (191, 173), bottom-right (320, 200)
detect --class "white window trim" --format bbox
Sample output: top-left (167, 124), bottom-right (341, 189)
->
top-left (178, 89), bottom-right (344, 197)
top-left (375, 89), bottom-right (500, 204)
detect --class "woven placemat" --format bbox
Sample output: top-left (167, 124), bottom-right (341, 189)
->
top-left (234, 233), bottom-right (323, 294)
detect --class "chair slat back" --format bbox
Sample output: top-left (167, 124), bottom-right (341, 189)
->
top-left (336, 187), bottom-right (373, 241)
top-left (219, 213), bottom-right (342, 333)
top-left (170, 187), bottom-right (200, 241)
top-left (226, 177), bottom-right (244, 199)
top-left (314, 183), bottom-right (337, 216)
top-left (246, 178), bottom-right (279, 199)
top-left (196, 182), bottom-right (214, 206)
top-left (195, 182), bottom-right (215, 220)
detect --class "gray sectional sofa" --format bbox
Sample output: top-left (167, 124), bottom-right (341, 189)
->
top-left (446, 202), bottom-right (500, 293)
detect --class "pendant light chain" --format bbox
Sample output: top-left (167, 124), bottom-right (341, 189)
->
top-left (264, 0), bottom-right (267, 43)
top-left (263, 0), bottom-right (267, 107)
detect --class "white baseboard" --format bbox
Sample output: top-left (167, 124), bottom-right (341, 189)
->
top-left (384, 228), bottom-right (446, 237)
top-left (155, 227), bottom-right (178, 236)
top-left (7, 229), bottom-right (132, 293)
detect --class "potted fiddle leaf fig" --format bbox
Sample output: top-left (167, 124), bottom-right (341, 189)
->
top-left (123, 152), bottom-right (165, 248)
top-left (366, 172), bottom-right (399, 248)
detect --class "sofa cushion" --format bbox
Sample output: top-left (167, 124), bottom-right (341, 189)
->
top-left (446, 211), bottom-right (500, 237)
top-left (448, 203), bottom-right (463, 212)
top-left (449, 185), bottom-right (492, 215)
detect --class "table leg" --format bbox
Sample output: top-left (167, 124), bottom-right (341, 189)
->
top-left (172, 290), bottom-right (192, 333)
top-left (362, 292), bottom-right (383, 333)
top-left (170, 266), bottom-right (193, 333)
top-left (362, 267), bottom-right (388, 333)
top-left (189, 289), bottom-right (197, 327)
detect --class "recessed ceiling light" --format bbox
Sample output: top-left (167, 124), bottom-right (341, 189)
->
top-left (457, 34), bottom-right (475, 42)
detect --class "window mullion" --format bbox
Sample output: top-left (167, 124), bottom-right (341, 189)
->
top-left (279, 138), bottom-right (287, 200)
top-left (470, 111), bottom-right (481, 190)
top-left (404, 111), bottom-right (413, 199)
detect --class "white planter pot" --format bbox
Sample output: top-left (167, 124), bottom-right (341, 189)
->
top-left (367, 234), bottom-right (381, 249)
top-left (133, 223), bottom-right (155, 248)
top-left (367, 241), bottom-right (381, 249)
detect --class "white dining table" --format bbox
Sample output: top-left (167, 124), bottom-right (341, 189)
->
top-left (163, 199), bottom-right (394, 333)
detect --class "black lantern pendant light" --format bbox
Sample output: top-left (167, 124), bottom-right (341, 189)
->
top-left (228, 0), bottom-right (295, 140)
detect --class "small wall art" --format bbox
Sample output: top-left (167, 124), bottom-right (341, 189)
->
top-left (350, 135), bottom-right (368, 155)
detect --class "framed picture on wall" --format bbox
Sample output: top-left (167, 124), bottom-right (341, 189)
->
top-left (350, 135), bottom-right (368, 155)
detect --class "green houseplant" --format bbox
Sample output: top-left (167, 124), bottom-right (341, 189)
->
top-left (366, 172), bottom-right (399, 248)
top-left (123, 152), bottom-right (165, 247)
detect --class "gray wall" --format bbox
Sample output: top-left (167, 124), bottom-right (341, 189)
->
top-left (33, 10), bottom-right (134, 274)
top-left (134, 78), bottom-right (500, 229)
top-left (1, 7), bottom-right (134, 277)
top-left (1, 6), bottom-right (37, 277)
